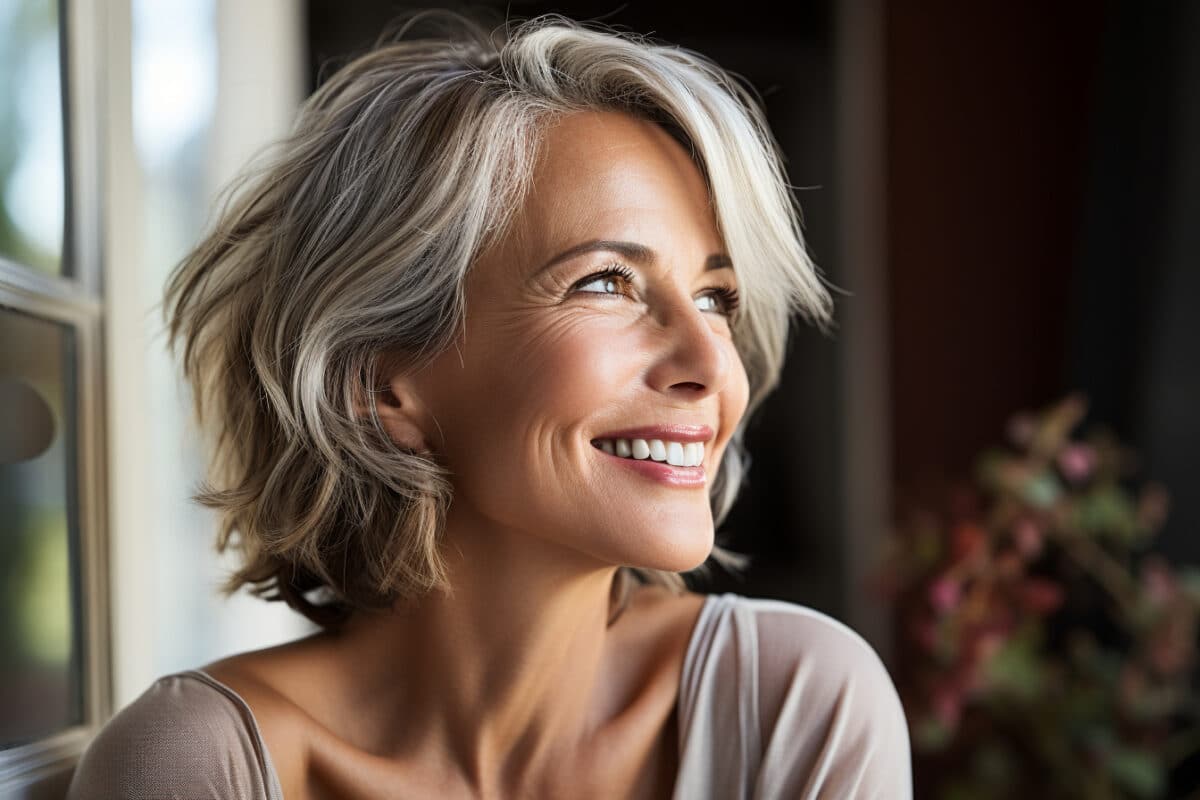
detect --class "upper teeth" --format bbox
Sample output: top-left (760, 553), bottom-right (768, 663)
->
top-left (593, 438), bottom-right (704, 467)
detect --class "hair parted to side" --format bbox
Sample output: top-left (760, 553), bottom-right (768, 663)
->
top-left (163, 10), bottom-right (835, 629)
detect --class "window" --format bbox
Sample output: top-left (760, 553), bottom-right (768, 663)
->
top-left (3, 2), bottom-right (323, 793)
top-left (0, 0), bottom-right (110, 795)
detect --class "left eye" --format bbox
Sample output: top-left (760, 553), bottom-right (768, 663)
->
top-left (571, 265), bottom-right (739, 319)
top-left (576, 275), bottom-right (626, 295)
top-left (573, 263), bottom-right (637, 297)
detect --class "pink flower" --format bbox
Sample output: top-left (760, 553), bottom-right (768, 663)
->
top-left (1145, 600), bottom-right (1197, 676)
top-left (928, 575), bottom-right (962, 614)
top-left (932, 684), bottom-right (963, 729)
top-left (1057, 444), bottom-right (1097, 483)
top-left (1141, 554), bottom-right (1177, 608)
top-left (1013, 518), bottom-right (1044, 559)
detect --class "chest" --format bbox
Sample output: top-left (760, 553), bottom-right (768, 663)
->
top-left (289, 706), bottom-right (681, 800)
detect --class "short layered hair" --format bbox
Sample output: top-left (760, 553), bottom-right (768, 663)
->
top-left (163, 11), bottom-right (834, 628)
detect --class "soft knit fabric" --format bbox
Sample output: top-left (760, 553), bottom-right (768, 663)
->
top-left (67, 592), bottom-right (912, 799)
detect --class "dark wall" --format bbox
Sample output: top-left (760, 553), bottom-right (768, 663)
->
top-left (304, 2), bottom-right (851, 614)
top-left (885, 1), bottom-right (1104, 497)
top-left (1068, 1), bottom-right (1200, 565)
top-left (885, 0), bottom-right (1198, 565)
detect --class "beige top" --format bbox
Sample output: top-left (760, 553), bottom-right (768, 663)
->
top-left (66, 593), bottom-right (912, 799)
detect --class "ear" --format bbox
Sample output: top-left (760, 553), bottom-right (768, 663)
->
top-left (360, 358), bottom-right (436, 454)
top-left (375, 378), bottom-right (435, 454)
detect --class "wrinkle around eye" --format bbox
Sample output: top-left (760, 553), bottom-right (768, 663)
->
top-left (495, 306), bottom-right (645, 378)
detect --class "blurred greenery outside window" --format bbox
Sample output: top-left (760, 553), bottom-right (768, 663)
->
top-left (0, 0), bottom-right (66, 276)
top-left (0, 311), bottom-right (81, 747)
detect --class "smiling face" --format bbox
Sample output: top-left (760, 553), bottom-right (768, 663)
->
top-left (395, 110), bottom-right (750, 574)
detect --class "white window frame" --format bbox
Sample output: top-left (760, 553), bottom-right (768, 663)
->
top-left (0, 1), bottom-right (112, 795)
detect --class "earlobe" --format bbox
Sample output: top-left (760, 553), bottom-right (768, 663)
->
top-left (364, 373), bottom-right (434, 454)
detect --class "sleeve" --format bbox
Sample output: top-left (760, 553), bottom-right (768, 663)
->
top-left (65, 673), bottom-right (276, 800)
top-left (749, 602), bottom-right (913, 800)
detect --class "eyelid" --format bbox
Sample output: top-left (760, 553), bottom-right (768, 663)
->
top-left (571, 261), bottom-right (637, 293)
top-left (570, 262), bottom-right (740, 318)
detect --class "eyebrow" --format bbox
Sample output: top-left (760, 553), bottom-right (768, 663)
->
top-left (534, 239), bottom-right (734, 277)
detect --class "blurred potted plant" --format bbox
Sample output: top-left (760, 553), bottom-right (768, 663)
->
top-left (873, 394), bottom-right (1200, 799)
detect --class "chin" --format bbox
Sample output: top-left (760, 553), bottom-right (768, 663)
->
top-left (625, 529), bottom-right (714, 574)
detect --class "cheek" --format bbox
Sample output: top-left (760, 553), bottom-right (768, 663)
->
top-left (433, 313), bottom-right (642, 470)
top-left (493, 312), bottom-right (643, 424)
top-left (518, 318), bottom-right (640, 418)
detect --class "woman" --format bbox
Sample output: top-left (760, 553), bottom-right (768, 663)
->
top-left (69, 12), bottom-right (912, 800)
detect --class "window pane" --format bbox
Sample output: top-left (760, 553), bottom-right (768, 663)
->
top-left (0, 1), bottom-right (66, 276)
top-left (0, 306), bottom-right (82, 747)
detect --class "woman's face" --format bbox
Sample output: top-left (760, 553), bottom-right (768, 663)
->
top-left (406, 110), bottom-right (750, 573)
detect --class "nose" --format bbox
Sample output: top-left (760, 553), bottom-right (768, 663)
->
top-left (644, 294), bottom-right (734, 399)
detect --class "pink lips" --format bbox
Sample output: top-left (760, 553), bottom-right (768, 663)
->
top-left (594, 447), bottom-right (708, 488)
top-left (590, 423), bottom-right (714, 444)
top-left (589, 424), bottom-right (712, 489)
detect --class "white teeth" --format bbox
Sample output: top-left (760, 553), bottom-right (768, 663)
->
top-left (594, 437), bottom-right (705, 466)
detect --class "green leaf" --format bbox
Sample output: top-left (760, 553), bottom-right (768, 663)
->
top-left (971, 744), bottom-right (1016, 786)
top-left (982, 634), bottom-right (1045, 699)
top-left (1106, 748), bottom-right (1165, 799)
top-left (1074, 486), bottom-right (1138, 541)
top-left (1176, 567), bottom-right (1200, 604)
top-left (975, 450), bottom-right (1011, 493)
top-left (941, 781), bottom-right (988, 800)
top-left (913, 716), bottom-right (953, 751)
top-left (1022, 470), bottom-right (1062, 509)
top-left (914, 527), bottom-right (942, 567)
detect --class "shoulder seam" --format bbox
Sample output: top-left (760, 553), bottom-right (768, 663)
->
top-left (175, 669), bottom-right (283, 799)
top-left (732, 596), bottom-right (887, 667)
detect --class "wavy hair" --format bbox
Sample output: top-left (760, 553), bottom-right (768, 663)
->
top-left (163, 11), bottom-right (834, 628)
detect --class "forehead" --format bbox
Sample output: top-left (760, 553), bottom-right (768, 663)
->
top-left (494, 110), bottom-right (723, 272)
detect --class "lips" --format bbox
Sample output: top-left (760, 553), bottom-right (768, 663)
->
top-left (589, 423), bottom-right (714, 444)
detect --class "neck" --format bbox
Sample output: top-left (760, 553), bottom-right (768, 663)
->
top-left (332, 502), bottom-right (632, 796)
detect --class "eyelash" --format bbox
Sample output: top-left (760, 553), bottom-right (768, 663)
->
top-left (571, 263), bottom-right (741, 318)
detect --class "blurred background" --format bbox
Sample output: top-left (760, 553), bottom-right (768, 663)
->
top-left (1, 0), bottom-right (1196, 797)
